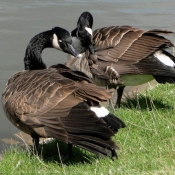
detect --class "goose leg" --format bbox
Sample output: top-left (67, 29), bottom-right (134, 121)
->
top-left (32, 136), bottom-right (39, 155)
top-left (67, 143), bottom-right (73, 158)
top-left (111, 149), bottom-right (118, 159)
top-left (116, 86), bottom-right (125, 108)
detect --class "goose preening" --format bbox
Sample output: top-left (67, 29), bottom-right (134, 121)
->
top-left (1, 26), bottom-right (125, 158)
top-left (66, 11), bottom-right (175, 107)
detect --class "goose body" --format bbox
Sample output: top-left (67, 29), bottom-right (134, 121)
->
top-left (67, 12), bottom-right (175, 107)
top-left (1, 26), bottom-right (125, 158)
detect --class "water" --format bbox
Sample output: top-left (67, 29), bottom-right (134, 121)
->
top-left (0, 0), bottom-right (175, 152)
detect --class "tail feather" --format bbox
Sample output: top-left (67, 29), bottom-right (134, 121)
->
top-left (73, 142), bottom-right (116, 157)
top-left (68, 134), bottom-right (119, 157)
top-left (153, 75), bottom-right (175, 84)
top-left (103, 113), bottom-right (126, 133)
top-left (153, 50), bottom-right (175, 84)
top-left (40, 102), bottom-right (125, 158)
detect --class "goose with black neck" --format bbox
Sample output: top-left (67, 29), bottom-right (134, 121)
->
top-left (24, 27), bottom-right (80, 70)
top-left (2, 26), bottom-right (125, 159)
top-left (67, 11), bottom-right (175, 108)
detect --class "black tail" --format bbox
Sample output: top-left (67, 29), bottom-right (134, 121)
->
top-left (153, 50), bottom-right (175, 84)
top-left (68, 133), bottom-right (119, 158)
top-left (61, 102), bottom-right (125, 158)
top-left (153, 75), bottom-right (175, 83)
top-left (42, 102), bottom-right (125, 158)
top-left (103, 113), bottom-right (126, 133)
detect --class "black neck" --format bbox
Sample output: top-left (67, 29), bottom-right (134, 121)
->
top-left (71, 28), bottom-right (77, 37)
top-left (24, 30), bottom-right (53, 70)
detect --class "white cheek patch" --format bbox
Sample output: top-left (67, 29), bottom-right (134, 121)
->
top-left (85, 27), bottom-right (93, 36)
top-left (52, 34), bottom-right (62, 50)
top-left (154, 50), bottom-right (175, 67)
top-left (90, 106), bottom-right (109, 118)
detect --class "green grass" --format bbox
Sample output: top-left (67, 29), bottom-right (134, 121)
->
top-left (0, 83), bottom-right (175, 175)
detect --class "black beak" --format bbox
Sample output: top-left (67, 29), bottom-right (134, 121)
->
top-left (67, 44), bottom-right (81, 58)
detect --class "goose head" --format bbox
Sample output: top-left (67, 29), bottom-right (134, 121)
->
top-left (72, 11), bottom-right (94, 55)
top-left (77, 11), bottom-right (93, 31)
top-left (51, 27), bottom-right (80, 58)
top-left (24, 26), bottom-right (81, 70)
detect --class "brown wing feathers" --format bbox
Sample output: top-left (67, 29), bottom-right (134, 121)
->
top-left (2, 66), bottom-right (124, 157)
top-left (61, 102), bottom-right (119, 157)
top-left (91, 26), bottom-right (175, 77)
top-left (94, 26), bottom-right (173, 62)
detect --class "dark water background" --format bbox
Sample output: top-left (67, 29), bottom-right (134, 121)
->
top-left (0, 0), bottom-right (175, 152)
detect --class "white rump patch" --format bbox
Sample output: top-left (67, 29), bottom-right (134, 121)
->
top-left (154, 50), bottom-right (175, 67)
top-left (90, 106), bottom-right (109, 118)
top-left (52, 34), bottom-right (62, 50)
top-left (85, 27), bottom-right (93, 35)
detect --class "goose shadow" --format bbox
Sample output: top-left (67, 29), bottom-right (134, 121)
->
top-left (31, 139), bottom-right (99, 165)
top-left (121, 94), bottom-right (173, 110)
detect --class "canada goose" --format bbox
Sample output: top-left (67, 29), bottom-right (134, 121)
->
top-left (1, 27), bottom-right (125, 158)
top-left (66, 11), bottom-right (175, 108)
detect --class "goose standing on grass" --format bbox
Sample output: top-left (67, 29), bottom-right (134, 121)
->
top-left (66, 11), bottom-right (175, 108)
top-left (1, 27), bottom-right (125, 158)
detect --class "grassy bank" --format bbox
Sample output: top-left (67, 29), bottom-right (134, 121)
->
top-left (0, 83), bottom-right (175, 175)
